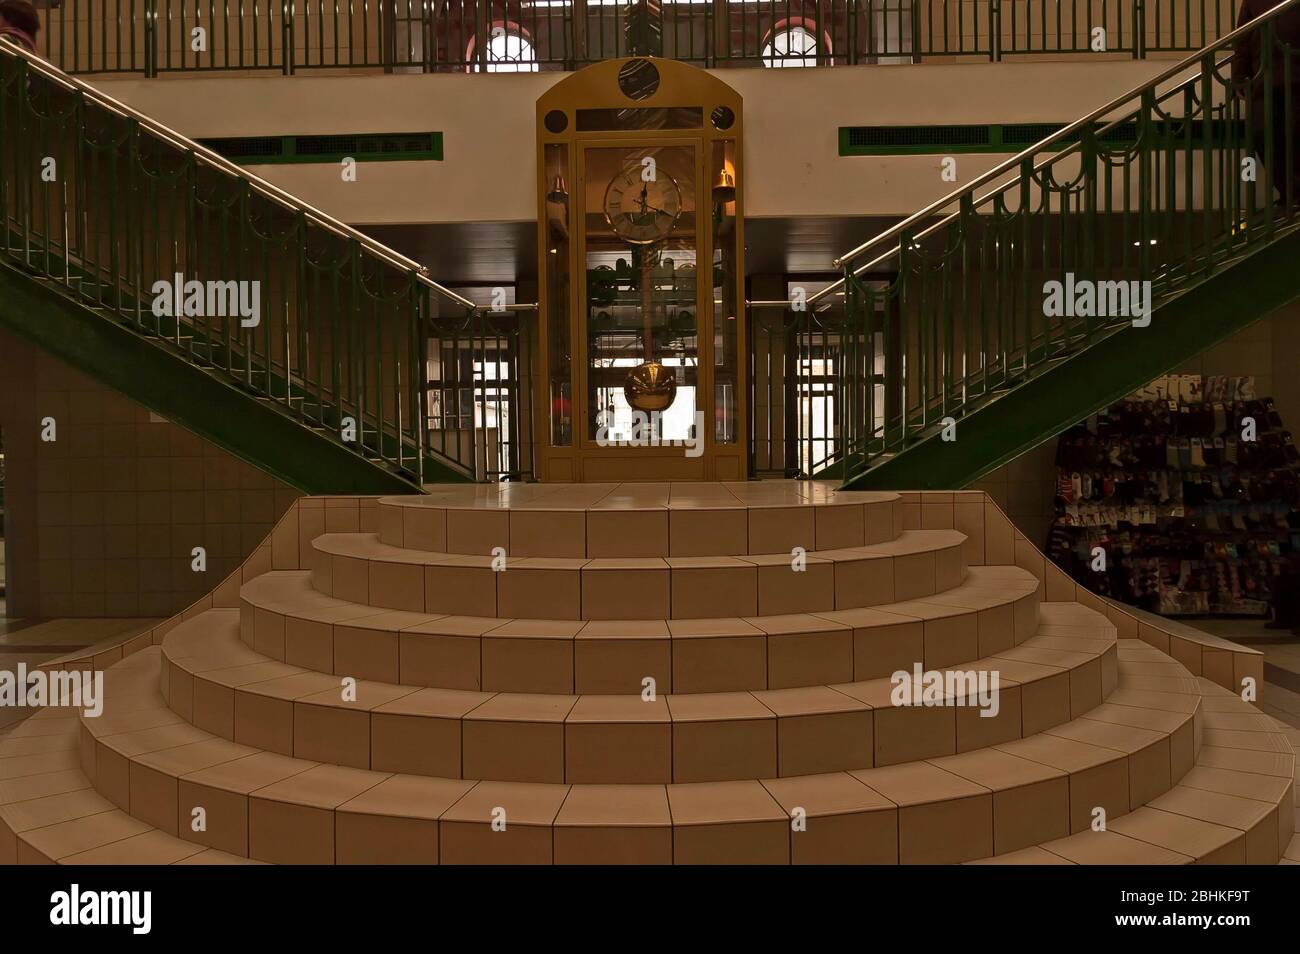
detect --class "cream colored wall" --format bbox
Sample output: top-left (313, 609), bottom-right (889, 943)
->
top-left (719, 59), bottom-right (1178, 219)
top-left (92, 71), bottom-right (555, 225)
top-left (92, 59), bottom-right (1175, 225)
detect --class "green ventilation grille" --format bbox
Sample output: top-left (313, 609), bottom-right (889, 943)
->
top-left (840, 120), bottom-right (1243, 156)
top-left (198, 132), bottom-right (443, 165)
top-left (844, 125), bottom-right (992, 151)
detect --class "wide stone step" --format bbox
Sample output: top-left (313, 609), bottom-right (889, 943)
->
top-left (308, 529), bottom-right (968, 620)
top-left (44, 643), bottom-right (1276, 864)
top-left (238, 565), bottom-right (1042, 693)
top-left (0, 713), bottom-right (258, 865)
top-left (150, 604), bottom-right (1124, 784)
top-left (970, 679), bottom-right (1296, 865)
top-left (377, 483), bottom-right (904, 558)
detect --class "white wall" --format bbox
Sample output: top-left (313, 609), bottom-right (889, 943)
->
top-left (94, 59), bottom-right (1180, 224)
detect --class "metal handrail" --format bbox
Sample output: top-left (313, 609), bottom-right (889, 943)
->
top-left (0, 36), bottom-right (476, 311)
top-left (821, 0), bottom-right (1300, 299)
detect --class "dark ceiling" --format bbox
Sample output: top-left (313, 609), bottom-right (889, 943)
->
top-left (363, 215), bottom-right (905, 288)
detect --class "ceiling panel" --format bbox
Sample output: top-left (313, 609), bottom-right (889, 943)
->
top-left (362, 215), bottom-right (920, 286)
top-left (363, 222), bottom-right (537, 286)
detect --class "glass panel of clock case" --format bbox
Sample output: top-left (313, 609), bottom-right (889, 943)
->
top-left (583, 144), bottom-right (699, 444)
top-left (575, 107), bottom-right (703, 132)
top-left (711, 139), bottom-right (739, 445)
top-left (544, 142), bottom-right (573, 446)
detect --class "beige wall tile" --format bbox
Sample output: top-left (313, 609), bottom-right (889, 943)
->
top-left (0, 329), bottom-right (299, 617)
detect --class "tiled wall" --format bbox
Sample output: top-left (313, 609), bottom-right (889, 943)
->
top-left (1170, 308), bottom-right (1283, 408)
top-left (967, 441), bottom-right (1059, 556)
top-left (0, 329), bottom-right (299, 618)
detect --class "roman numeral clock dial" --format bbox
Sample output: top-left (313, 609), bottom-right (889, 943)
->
top-left (603, 164), bottom-right (683, 245)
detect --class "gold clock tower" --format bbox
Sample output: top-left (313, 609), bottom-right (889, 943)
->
top-left (534, 57), bottom-right (745, 482)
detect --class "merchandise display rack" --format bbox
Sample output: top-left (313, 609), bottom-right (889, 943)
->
top-left (1047, 374), bottom-right (1300, 618)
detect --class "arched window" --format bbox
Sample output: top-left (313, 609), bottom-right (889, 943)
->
top-left (762, 22), bottom-right (823, 68)
top-left (469, 24), bottom-right (539, 73)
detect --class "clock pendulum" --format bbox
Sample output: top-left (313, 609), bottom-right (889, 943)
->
top-left (602, 162), bottom-right (684, 414)
top-left (624, 246), bottom-right (677, 414)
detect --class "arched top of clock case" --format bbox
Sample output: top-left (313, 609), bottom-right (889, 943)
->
top-left (538, 56), bottom-right (741, 140)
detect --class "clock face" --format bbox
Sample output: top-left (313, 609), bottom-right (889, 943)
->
top-left (603, 164), bottom-right (683, 245)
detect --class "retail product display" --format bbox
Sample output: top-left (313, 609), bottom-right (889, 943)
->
top-left (1047, 375), bottom-right (1300, 618)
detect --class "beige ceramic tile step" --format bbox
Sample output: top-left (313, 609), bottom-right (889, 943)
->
top-left (45, 644), bottom-right (1235, 864)
top-left (236, 565), bottom-right (1041, 694)
top-left (306, 528), bottom-right (969, 620)
top-left (970, 679), bottom-right (1295, 865)
top-left (154, 607), bottom-right (1118, 784)
top-left (0, 710), bottom-right (259, 865)
top-left (377, 484), bottom-right (903, 558)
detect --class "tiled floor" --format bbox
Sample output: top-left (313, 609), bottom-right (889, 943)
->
top-left (416, 480), bottom-right (855, 509)
top-left (1191, 617), bottom-right (1300, 730)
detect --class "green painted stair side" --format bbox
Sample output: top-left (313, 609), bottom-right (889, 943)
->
top-left (0, 261), bottom-right (467, 494)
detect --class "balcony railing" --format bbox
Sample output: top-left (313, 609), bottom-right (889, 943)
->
top-left (36, 0), bottom-right (1242, 77)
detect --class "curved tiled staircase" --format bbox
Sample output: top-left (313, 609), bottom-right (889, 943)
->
top-left (1, 485), bottom-right (1295, 865)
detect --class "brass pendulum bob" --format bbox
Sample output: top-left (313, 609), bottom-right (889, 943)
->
top-left (624, 247), bottom-right (677, 413)
top-left (624, 360), bottom-right (677, 413)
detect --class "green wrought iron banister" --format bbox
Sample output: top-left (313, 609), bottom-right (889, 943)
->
top-left (0, 37), bottom-right (530, 492)
top-left (34, 0), bottom-right (1242, 76)
top-left (816, 0), bottom-right (1300, 488)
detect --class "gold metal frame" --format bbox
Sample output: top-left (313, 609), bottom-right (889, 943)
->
top-left (535, 57), bottom-right (746, 482)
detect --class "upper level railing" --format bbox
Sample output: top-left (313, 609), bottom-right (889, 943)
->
top-left (1, 35), bottom-right (535, 484)
top-left (35, 0), bottom-right (1242, 77)
top-left (801, 0), bottom-right (1299, 480)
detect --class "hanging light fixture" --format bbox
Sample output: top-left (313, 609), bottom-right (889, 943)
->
top-left (712, 169), bottom-right (736, 203)
top-left (546, 175), bottom-right (569, 203)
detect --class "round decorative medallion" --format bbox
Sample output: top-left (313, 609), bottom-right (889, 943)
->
top-left (544, 109), bottom-right (568, 133)
top-left (618, 58), bottom-right (661, 101)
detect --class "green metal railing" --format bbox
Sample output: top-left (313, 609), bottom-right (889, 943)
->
top-left (0, 37), bottom-right (534, 486)
top-left (35, 0), bottom-right (1242, 77)
top-left (750, 290), bottom-right (888, 478)
top-left (802, 0), bottom-right (1299, 482)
